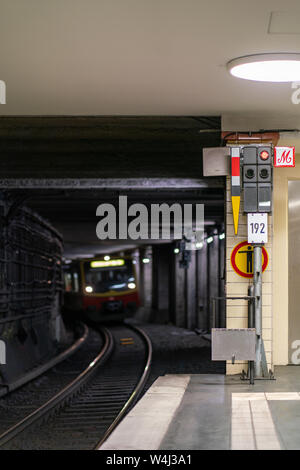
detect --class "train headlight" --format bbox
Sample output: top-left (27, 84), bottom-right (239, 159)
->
top-left (85, 286), bottom-right (93, 293)
top-left (128, 282), bottom-right (136, 290)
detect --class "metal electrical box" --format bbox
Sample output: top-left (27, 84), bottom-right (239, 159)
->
top-left (244, 184), bottom-right (257, 212)
top-left (243, 146), bottom-right (257, 164)
top-left (202, 147), bottom-right (230, 176)
top-left (242, 145), bottom-right (272, 214)
top-left (258, 184), bottom-right (272, 212)
top-left (212, 328), bottom-right (256, 361)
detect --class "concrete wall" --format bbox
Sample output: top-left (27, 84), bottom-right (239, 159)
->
top-left (273, 137), bottom-right (300, 366)
top-left (287, 181), bottom-right (300, 363)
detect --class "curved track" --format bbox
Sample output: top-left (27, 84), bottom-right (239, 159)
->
top-left (0, 324), bottom-right (152, 450)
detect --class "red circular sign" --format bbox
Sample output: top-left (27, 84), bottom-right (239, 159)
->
top-left (230, 241), bottom-right (269, 278)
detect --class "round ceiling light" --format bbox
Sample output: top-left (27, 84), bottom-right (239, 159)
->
top-left (227, 53), bottom-right (300, 82)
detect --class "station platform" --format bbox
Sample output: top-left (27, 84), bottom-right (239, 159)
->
top-left (100, 366), bottom-right (300, 450)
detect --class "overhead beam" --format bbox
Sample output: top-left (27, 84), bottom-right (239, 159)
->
top-left (0, 177), bottom-right (224, 189)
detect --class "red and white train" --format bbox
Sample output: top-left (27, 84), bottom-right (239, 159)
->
top-left (63, 255), bottom-right (140, 322)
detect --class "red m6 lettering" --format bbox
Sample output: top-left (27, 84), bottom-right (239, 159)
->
top-left (278, 150), bottom-right (291, 164)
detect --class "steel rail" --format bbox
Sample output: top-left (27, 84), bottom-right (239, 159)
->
top-left (95, 324), bottom-right (152, 450)
top-left (0, 327), bottom-right (113, 447)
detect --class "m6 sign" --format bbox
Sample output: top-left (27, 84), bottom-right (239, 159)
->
top-left (274, 146), bottom-right (295, 167)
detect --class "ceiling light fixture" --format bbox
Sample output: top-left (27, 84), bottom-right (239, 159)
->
top-left (227, 53), bottom-right (300, 82)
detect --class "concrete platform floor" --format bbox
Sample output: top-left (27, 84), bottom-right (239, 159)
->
top-left (100, 366), bottom-right (300, 450)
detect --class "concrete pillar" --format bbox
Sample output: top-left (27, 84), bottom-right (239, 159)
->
top-left (174, 253), bottom-right (186, 328)
top-left (150, 244), bottom-right (200, 329)
top-left (186, 250), bottom-right (197, 329)
top-left (208, 234), bottom-right (220, 329)
top-left (218, 231), bottom-right (226, 328)
top-left (152, 245), bottom-right (170, 323)
top-left (143, 247), bottom-right (153, 309)
top-left (197, 241), bottom-right (208, 330)
top-left (168, 245), bottom-right (177, 325)
top-left (135, 246), bottom-right (153, 322)
top-left (171, 247), bottom-right (196, 329)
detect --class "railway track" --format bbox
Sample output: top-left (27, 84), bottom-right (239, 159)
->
top-left (0, 324), bottom-right (152, 450)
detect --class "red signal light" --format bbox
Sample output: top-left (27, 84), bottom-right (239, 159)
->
top-left (259, 150), bottom-right (270, 161)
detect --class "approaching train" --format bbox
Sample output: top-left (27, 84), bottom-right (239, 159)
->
top-left (63, 255), bottom-right (140, 322)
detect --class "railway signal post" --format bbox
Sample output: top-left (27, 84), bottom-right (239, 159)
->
top-left (241, 145), bottom-right (272, 378)
top-left (205, 139), bottom-right (296, 381)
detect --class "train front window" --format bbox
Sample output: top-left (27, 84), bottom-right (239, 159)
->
top-left (73, 272), bottom-right (79, 292)
top-left (83, 259), bottom-right (135, 293)
top-left (64, 272), bottom-right (72, 292)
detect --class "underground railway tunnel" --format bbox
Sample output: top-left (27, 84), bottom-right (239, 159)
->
top-left (0, 115), bottom-right (226, 335)
top-left (8, 183), bottom-right (225, 328)
top-left (0, 116), bottom-right (227, 448)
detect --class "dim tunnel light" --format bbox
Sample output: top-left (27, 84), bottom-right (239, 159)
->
top-left (195, 242), bottom-right (203, 249)
top-left (227, 53), bottom-right (300, 82)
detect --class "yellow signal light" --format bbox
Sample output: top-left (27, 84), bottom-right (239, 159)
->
top-left (90, 259), bottom-right (125, 268)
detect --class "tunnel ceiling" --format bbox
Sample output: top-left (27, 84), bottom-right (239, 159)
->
top-left (0, 116), bottom-right (220, 179)
top-left (1, 116), bottom-right (224, 258)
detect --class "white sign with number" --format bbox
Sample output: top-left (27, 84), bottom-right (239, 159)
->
top-left (247, 213), bottom-right (268, 244)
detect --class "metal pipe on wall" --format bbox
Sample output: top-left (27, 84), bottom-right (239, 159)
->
top-left (253, 245), bottom-right (263, 377)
